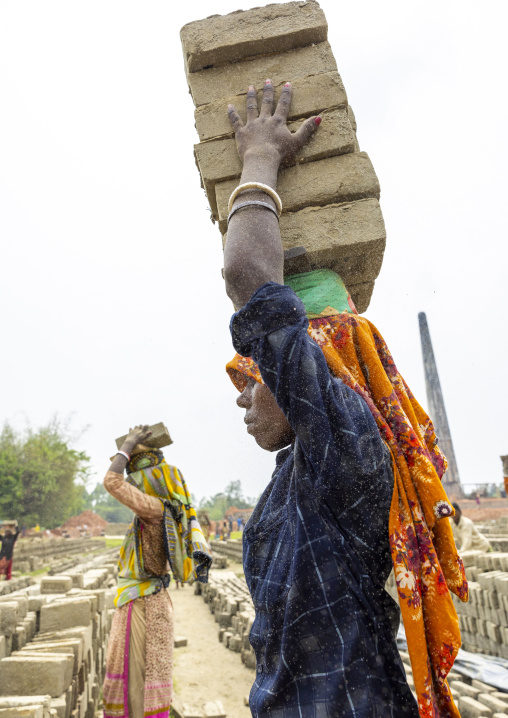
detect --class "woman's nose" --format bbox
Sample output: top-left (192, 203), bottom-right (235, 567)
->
top-left (237, 388), bottom-right (250, 408)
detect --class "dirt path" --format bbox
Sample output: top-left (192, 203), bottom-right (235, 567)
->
top-left (170, 569), bottom-right (253, 716)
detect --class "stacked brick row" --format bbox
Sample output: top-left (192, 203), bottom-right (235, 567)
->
top-left (209, 539), bottom-right (243, 564)
top-left (199, 561), bottom-right (508, 715)
top-left (0, 548), bottom-right (119, 718)
top-left (195, 573), bottom-right (256, 671)
top-left (448, 678), bottom-right (508, 717)
top-left (11, 538), bottom-right (106, 577)
top-left (451, 549), bottom-right (508, 662)
top-left (180, 0), bottom-right (386, 312)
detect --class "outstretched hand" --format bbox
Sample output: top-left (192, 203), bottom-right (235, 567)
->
top-left (227, 80), bottom-right (320, 168)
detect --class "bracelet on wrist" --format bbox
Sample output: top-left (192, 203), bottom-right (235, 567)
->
top-left (116, 450), bottom-right (131, 462)
top-left (228, 182), bottom-right (282, 216)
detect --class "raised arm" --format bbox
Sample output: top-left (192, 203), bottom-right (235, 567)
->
top-left (223, 80), bottom-right (320, 309)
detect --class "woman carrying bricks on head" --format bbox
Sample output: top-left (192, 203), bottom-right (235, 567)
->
top-left (223, 80), bottom-right (468, 717)
top-left (102, 425), bottom-right (212, 718)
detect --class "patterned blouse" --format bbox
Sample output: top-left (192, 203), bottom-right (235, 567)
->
top-left (231, 283), bottom-right (419, 718)
top-left (104, 471), bottom-right (167, 576)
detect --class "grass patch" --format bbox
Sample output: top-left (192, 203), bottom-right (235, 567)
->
top-left (105, 538), bottom-right (123, 548)
top-left (30, 567), bottom-right (49, 576)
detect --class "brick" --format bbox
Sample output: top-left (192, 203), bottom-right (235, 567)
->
top-left (451, 681), bottom-right (482, 699)
top-left (459, 696), bottom-right (492, 716)
top-left (473, 680), bottom-right (496, 693)
top-left (0, 700), bottom-right (51, 713)
top-left (491, 692), bottom-right (508, 704)
top-left (348, 282), bottom-right (375, 314)
top-left (0, 706), bottom-right (45, 718)
top-left (28, 596), bottom-right (47, 612)
top-left (41, 576), bottom-right (73, 595)
top-left (203, 702), bottom-right (226, 718)
top-left (195, 71), bottom-right (347, 142)
top-left (49, 697), bottom-right (66, 718)
top-left (0, 595), bottom-right (28, 619)
top-left (479, 694), bottom-right (508, 712)
top-left (180, 1), bottom-right (327, 74)
top-left (222, 200), bottom-right (384, 302)
top-left (40, 598), bottom-right (92, 633)
top-left (348, 105), bottom-right (357, 133)
top-left (0, 655), bottom-right (74, 698)
top-left (0, 602), bottom-right (18, 636)
top-left (196, 108), bottom-right (355, 218)
top-left (187, 41), bottom-right (337, 107)
top-left (282, 199), bottom-right (385, 283)
top-left (216, 152), bottom-right (379, 230)
top-left (174, 636), bottom-right (188, 648)
top-left (116, 422), bottom-right (171, 451)
top-left (22, 639), bottom-right (83, 674)
top-left (33, 626), bottom-right (92, 658)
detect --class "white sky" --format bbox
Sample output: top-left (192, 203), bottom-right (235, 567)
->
top-left (0, 1), bottom-right (507, 506)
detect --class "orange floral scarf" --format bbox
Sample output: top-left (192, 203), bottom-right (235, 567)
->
top-left (226, 312), bottom-right (468, 718)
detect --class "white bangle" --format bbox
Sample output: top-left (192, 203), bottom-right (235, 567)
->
top-left (228, 182), bottom-right (282, 216)
top-left (116, 450), bottom-right (131, 462)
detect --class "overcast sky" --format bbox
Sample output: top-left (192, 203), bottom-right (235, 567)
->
top-left (0, 1), bottom-right (507, 507)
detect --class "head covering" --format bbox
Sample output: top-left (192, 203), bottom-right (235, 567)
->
top-left (115, 450), bottom-right (212, 607)
top-left (226, 270), bottom-right (467, 718)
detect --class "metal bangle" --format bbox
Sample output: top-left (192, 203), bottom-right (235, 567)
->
top-left (227, 200), bottom-right (280, 226)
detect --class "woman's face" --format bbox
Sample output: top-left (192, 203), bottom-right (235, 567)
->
top-left (236, 378), bottom-right (294, 452)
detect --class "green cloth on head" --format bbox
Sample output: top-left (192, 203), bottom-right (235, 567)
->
top-left (284, 269), bottom-right (356, 318)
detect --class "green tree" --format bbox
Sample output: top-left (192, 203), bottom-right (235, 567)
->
top-left (84, 483), bottom-right (133, 524)
top-left (0, 418), bottom-right (91, 528)
top-left (198, 481), bottom-right (257, 519)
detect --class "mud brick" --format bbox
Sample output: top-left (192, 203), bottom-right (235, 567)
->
top-left (479, 693), bottom-right (508, 712)
top-left (203, 702), bottom-right (226, 718)
top-left (12, 625), bottom-right (26, 651)
top-left (196, 108), bottom-right (355, 218)
top-left (180, 1), bottom-right (327, 74)
top-left (486, 621), bottom-right (502, 644)
top-left (22, 639), bottom-right (83, 674)
top-left (0, 602), bottom-right (18, 636)
top-left (216, 151), bottom-right (379, 231)
top-left (195, 71), bottom-right (347, 142)
top-left (115, 422), bottom-right (172, 450)
top-left (41, 576), bottom-right (73, 595)
top-left (0, 706), bottom-right (46, 718)
top-left (232, 199), bottom-right (386, 286)
top-left (187, 41), bottom-right (336, 107)
top-left (40, 598), bottom-right (93, 633)
top-left (458, 695), bottom-right (493, 716)
top-left (0, 595), bottom-right (28, 619)
top-left (0, 655), bottom-right (73, 698)
top-left (348, 282), bottom-right (375, 314)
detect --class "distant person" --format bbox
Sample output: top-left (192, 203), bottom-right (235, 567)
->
top-left (0, 523), bottom-right (20, 580)
top-left (102, 425), bottom-right (212, 718)
top-left (452, 503), bottom-right (492, 553)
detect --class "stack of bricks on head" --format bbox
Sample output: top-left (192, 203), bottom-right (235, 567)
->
top-left (180, 0), bottom-right (385, 313)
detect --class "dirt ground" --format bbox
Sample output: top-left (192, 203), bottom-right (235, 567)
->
top-left (170, 564), bottom-right (253, 716)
